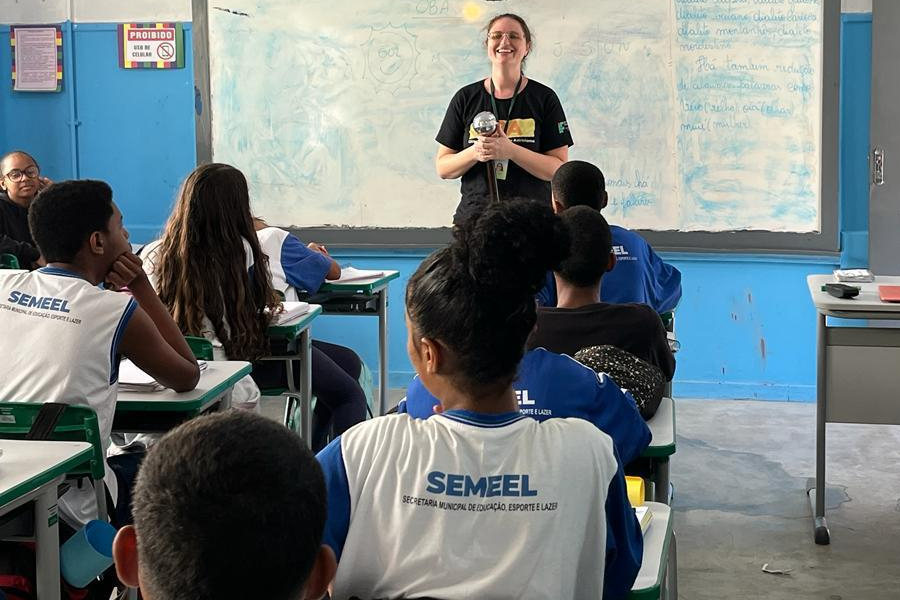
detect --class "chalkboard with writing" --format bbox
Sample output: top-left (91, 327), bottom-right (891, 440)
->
top-left (201, 0), bottom-right (838, 248)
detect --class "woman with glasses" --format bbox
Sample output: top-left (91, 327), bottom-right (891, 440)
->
top-left (0, 150), bottom-right (52, 268)
top-left (435, 13), bottom-right (573, 227)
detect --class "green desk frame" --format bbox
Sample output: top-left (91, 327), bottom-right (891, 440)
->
top-left (639, 397), bottom-right (676, 504)
top-left (0, 440), bottom-right (92, 600)
top-left (262, 305), bottom-right (322, 444)
top-left (629, 502), bottom-right (677, 600)
top-left (114, 361), bottom-right (252, 432)
top-left (316, 272), bottom-right (400, 415)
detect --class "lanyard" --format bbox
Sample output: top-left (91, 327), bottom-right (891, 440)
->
top-left (490, 76), bottom-right (522, 134)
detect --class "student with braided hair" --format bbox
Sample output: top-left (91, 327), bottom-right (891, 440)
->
top-left (318, 200), bottom-right (642, 600)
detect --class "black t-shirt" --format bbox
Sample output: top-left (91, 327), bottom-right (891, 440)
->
top-left (0, 193), bottom-right (39, 267)
top-left (436, 79), bottom-right (573, 225)
top-left (527, 302), bottom-right (676, 380)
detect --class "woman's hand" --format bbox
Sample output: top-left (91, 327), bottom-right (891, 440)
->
top-left (474, 127), bottom-right (517, 162)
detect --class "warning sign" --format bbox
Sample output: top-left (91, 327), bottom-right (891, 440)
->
top-left (117, 23), bottom-right (184, 69)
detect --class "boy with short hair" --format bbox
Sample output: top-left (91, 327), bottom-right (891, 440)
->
top-left (113, 411), bottom-right (336, 600)
top-left (0, 180), bottom-right (199, 527)
top-left (528, 205), bottom-right (675, 381)
top-left (539, 160), bottom-right (682, 313)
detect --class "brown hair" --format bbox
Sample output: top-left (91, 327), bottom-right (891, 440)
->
top-left (153, 163), bottom-right (278, 361)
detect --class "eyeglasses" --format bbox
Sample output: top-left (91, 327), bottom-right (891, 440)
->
top-left (487, 31), bottom-right (523, 41)
top-left (2, 166), bottom-right (39, 183)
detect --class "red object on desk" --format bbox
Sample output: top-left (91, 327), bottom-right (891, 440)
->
top-left (878, 285), bottom-right (900, 302)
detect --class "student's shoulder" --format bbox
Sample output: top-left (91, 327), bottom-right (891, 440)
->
top-left (339, 413), bottom-right (428, 454)
top-left (610, 224), bottom-right (651, 249)
top-left (525, 347), bottom-right (599, 381)
top-left (607, 302), bottom-right (663, 329)
top-left (255, 225), bottom-right (291, 249)
top-left (537, 416), bottom-right (616, 461)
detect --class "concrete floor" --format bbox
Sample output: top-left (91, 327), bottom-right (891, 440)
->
top-left (672, 399), bottom-right (900, 600)
top-left (262, 396), bottom-right (900, 599)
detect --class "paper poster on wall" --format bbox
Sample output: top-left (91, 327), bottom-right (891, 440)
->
top-left (10, 26), bottom-right (63, 92)
top-left (118, 23), bottom-right (184, 69)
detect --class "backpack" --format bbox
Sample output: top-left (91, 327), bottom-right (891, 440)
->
top-left (574, 345), bottom-right (665, 420)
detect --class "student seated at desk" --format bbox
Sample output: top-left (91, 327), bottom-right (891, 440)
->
top-left (528, 206), bottom-right (675, 386)
top-left (317, 201), bottom-right (642, 600)
top-left (113, 411), bottom-right (336, 600)
top-left (253, 217), bottom-right (340, 301)
top-left (0, 180), bottom-right (199, 528)
top-left (0, 150), bottom-right (52, 269)
top-left (400, 348), bottom-right (650, 465)
top-left (143, 164), bottom-right (366, 448)
top-left (537, 160), bottom-right (682, 313)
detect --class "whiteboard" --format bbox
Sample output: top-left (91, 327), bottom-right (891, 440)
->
top-left (208, 0), bottom-right (823, 233)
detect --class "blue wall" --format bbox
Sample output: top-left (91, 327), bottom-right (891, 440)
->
top-left (0, 16), bottom-right (873, 401)
top-left (839, 13), bottom-right (872, 268)
top-left (0, 22), bottom-right (195, 240)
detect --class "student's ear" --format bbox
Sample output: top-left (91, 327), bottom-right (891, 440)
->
top-left (600, 191), bottom-right (609, 210)
top-left (112, 525), bottom-right (141, 589)
top-left (607, 251), bottom-right (617, 273)
top-left (88, 230), bottom-right (105, 256)
top-left (550, 197), bottom-right (564, 215)
top-left (419, 336), bottom-right (443, 375)
top-left (303, 545), bottom-right (337, 600)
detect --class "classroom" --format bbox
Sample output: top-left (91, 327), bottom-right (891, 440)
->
top-left (1, 0), bottom-right (898, 598)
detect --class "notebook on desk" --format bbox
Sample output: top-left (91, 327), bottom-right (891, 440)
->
top-left (268, 301), bottom-right (311, 325)
top-left (338, 266), bottom-right (385, 282)
top-left (878, 286), bottom-right (900, 303)
top-left (119, 359), bottom-right (207, 392)
top-left (635, 506), bottom-right (653, 533)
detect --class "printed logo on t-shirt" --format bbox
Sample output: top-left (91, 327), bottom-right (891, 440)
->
top-left (1, 290), bottom-right (82, 324)
top-left (516, 389), bottom-right (552, 417)
top-left (558, 120), bottom-right (568, 134)
top-left (468, 118), bottom-right (536, 142)
top-left (612, 245), bottom-right (637, 261)
top-left (400, 471), bottom-right (559, 513)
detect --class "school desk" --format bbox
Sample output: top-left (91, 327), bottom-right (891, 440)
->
top-left (261, 304), bottom-right (322, 444)
top-left (113, 361), bottom-right (252, 432)
top-left (641, 396), bottom-right (676, 504)
top-left (806, 274), bottom-right (900, 544)
top-left (316, 271), bottom-right (400, 415)
top-left (629, 501), bottom-right (677, 600)
top-left (0, 439), bottom-right (92, 600)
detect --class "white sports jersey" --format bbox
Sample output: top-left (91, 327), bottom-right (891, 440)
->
top-left (318, 410), bottom-right (643, 600)
top-left (0, 267), bottom-right (136, 525)
top-left (256, 226), bottom-right (332, 301)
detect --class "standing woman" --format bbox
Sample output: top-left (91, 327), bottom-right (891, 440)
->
top-left (435, 13), bottom-right (573, 226)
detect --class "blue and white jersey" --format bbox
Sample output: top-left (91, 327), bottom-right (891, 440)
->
top-left (398, 348), bottom-right (651, 465)
top-left (0, 267), bottom-right (136, 526)
top-left (317, 410), bottom-right (642, 600)
top-left (256, 226), bottom-right (332, 301)
top-left (536, 225), bottom-right (682, 314)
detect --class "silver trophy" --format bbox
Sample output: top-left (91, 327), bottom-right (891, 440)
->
top-left (472, 111), bottom-right (500, 203)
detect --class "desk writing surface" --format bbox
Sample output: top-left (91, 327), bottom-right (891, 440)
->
top-left (115, 361), bottom-right (252, 412)
top-left (0, 440), bottom-right (92, 508)
top-left (319, 271), bottom-right (400, 295)
top-left (642, 397), bottom-right (675, 459)
top-left (267, 304), bottom-right (322, 339)
top-left (807, 275), bottom-right (900, 315)
top-left (629, 501), bottom-right (672, 600)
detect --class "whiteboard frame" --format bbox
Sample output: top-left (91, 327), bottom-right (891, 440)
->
top-left (193, 0), bottom-right (840, 254)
